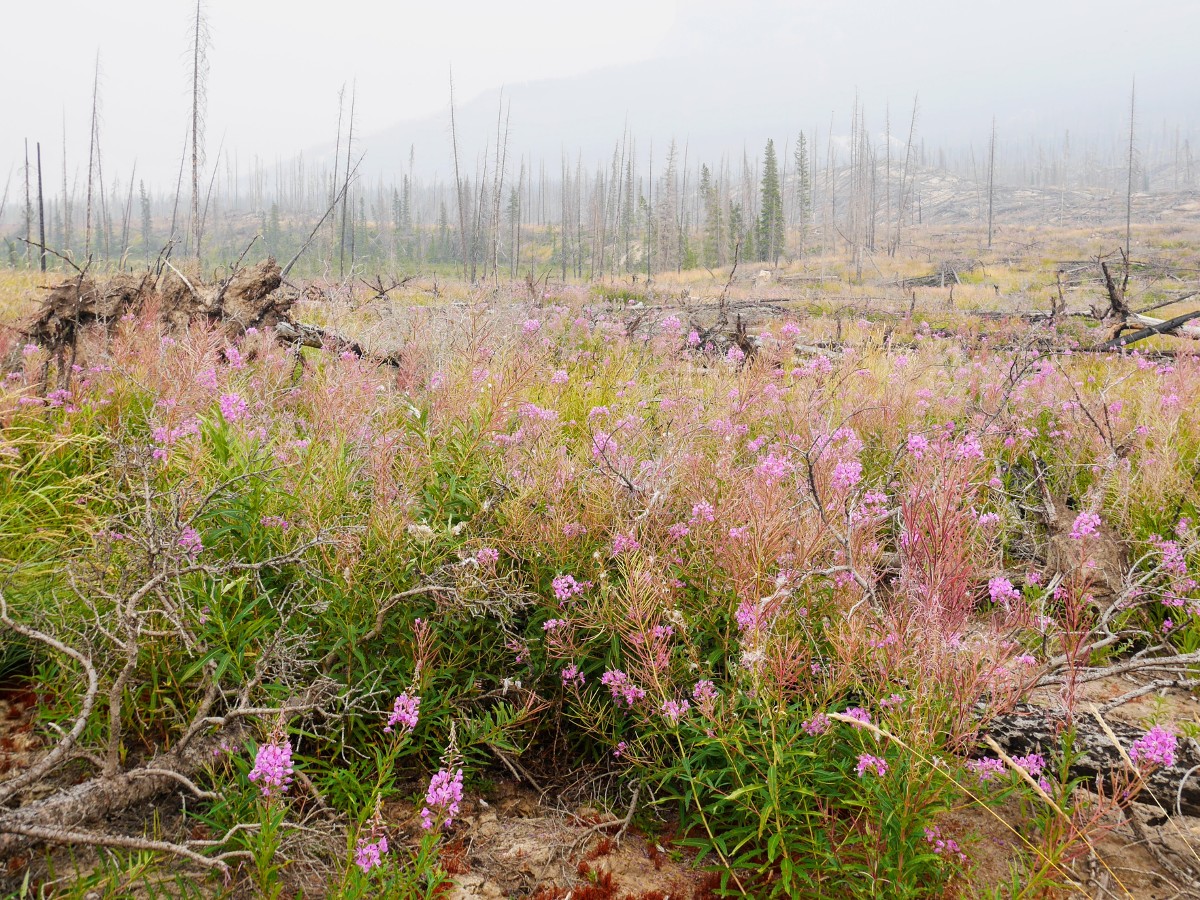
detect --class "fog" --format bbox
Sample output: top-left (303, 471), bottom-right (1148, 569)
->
top-left (1, 0), bottom-right (1197, 213)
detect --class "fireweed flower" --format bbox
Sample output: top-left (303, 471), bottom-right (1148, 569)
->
top-left (966, 757), bottom-right (1006, 782)
top-left (611, 533), bottom-right (641, 554)
top-left (692, 679), bottom-right (719, 713)
top-left (561, 664), bottom-right (585, 687)
top-left (906, 433), bottom-right (929, 458)
top-left (475, 547), bottom-right (499, 567)
top-left (661, 698), bottom-right (691, 723)
top-left (856, 754), bottom-right (888, 778)
top-left (1129, 726), bottom-right (1177, 769)
top-left (248, 734), bottom-right (294, 799)
top-left (844, 707), bottom-right (871, 725)
top-left (1070, 512), bottom-right (1102, 540)
top-left (420, 767), bottom-right (464, 830)
top-left (552, 574), bottom-right (584, 603)
top-left (218, 392), bottom-right (248, 422)
top-left (756, 453), bottom-right (790, 482)
top-left (384, 692), bottom-right (420, 734)
top-left (831, 459), bottom-right (863, 492)
top-left (988, 577), bottom-right (1021, 609)
top-left (802, 713), bottom-right (831, 736)
top-left (354, 834), bottom-right (389, 874)
top-left (1012, 753), bottom-right (1046, 777)
top-left (601, 669), bottom-right (646, 707)
top-left (177, 527), bottom-right (203, 558)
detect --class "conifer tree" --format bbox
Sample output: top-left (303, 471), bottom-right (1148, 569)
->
top-left (793, 133), bottom-right (812, 257)
top-left (757, 138), bottom-right (785, 264)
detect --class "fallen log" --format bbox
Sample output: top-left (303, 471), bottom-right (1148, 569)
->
top-left (986, 703), bottom-right (1200, 817)
top-left (14, 258), bottom-right (400, 369)
top-left (1096, 308), bottom-right (1200, 352)
top-left (0, 724), bottom-right (241, 858)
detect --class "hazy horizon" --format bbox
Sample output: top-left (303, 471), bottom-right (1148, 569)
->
top-left (2, 0), bottom-right (1198, 201)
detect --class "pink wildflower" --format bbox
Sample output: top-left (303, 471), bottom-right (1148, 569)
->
top-left (856, 754), bottom-right (888, 777)
top-left (248, 734), bottom-right (294, 799)
top-left (988, 577), bottom-right (1021, 608)
top-left (354, 834), bottom-right (389, 874)
top-left (601, 669), bottom-right (646, 707)
top-left (1070, 512), bottom-right (1102, 540)
top-left (966, 757), bottom-right (1006, 782)
top-left (612, 533), bottom-right (641, 554)
top-left (219, 392), bottom-right (247, 422)
top-left (831, 459), bottom-right (863, 492)
top-left (661, 699), bottom-right (690, 723)
top-left (802, 713), bottom-right (831, 736)
top-left (1129, 726), bottom-right (1176, 769)
top-left (552, 574), bottom-right (583, 602)
top-left (177, 527), bottom-right (203, 558)
top-left (384, 692), bottom-right (420, 734)
top-left (420, 768), bottom-right (464, 830)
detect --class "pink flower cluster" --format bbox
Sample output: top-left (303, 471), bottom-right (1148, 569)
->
top-left (856, 754), bottom-right (888, 778)
top-left (924, 826), bottom-right (967, 863)
top-left (601, 669), bottom-right (646, 707)
top-left (420, 767), bottom-right (464, 830)
top-left (611, 533), bottom-right (641, 554)
top-left (1129, 726), bottom-right (1176, 769)
top-left (552, 574), bottom-right (584, 603)
top-left (354, 834), bottom-right (389, 874)
top-left (988, 576), bottom-right (1021, 608)
top-left (967, 757), bottom-right (1006, 782)
top-left (178, 526), bottom-right (203, 558)
top-left (692, 679), bottom-right (719, 715)
top-left (844, 707), bottom-right (871, 724)
top-left (802, 713), bottom-right (831, 736)
top-left (384, 692), bottom-right (420, 734)
top-left (248, 735), bottom-right (294, 799)
top-left (1070, 512), bottom-right (1102, 540)
top-left (661, 698), bottom-right (691, 723)
top-left (219, 392), bottom-right (248, 422)
top-left (831, 459), bottom-right (863, 492)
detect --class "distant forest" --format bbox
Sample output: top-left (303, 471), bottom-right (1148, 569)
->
top-left (3, 89), bottom-right (1197, 279)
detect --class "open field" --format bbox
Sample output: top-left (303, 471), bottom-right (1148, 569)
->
top-left (0, 221), bottom-right (1199, 898)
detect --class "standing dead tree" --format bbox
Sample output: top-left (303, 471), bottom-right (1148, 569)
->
top-left (189, 0), bottom-right (210, 263)
top-left (890, 95), bottom-right (919, 257)
top-left (449, 68), bottom-right (469, 281)
top-left (338, 82), bottom-right (357, 278)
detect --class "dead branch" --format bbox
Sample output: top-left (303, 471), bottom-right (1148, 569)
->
top-left (1096, 308), bottom-right (1200, 352)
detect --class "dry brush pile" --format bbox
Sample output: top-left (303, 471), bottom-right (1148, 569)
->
top-left (0, 267), bottom-right (1199, 898)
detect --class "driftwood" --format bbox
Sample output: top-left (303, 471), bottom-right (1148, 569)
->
top-left (986, 703), bottom-right (1200, 817)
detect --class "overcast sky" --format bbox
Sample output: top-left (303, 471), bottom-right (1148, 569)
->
top-left (2, 0), bottom-right (1198, 195)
